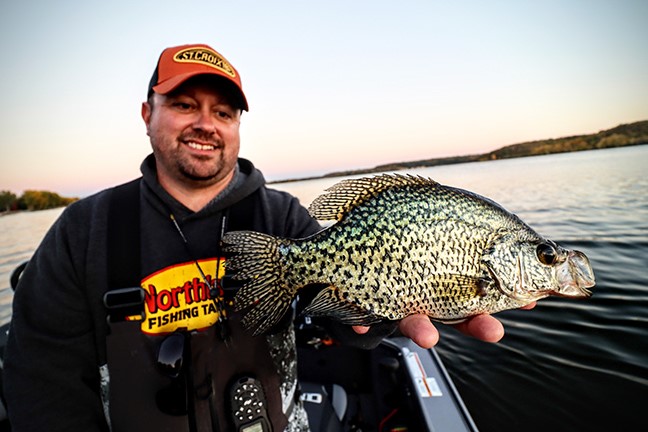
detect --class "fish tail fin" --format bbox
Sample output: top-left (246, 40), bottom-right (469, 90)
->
top-left (222, 231), bottom-right (296, 336)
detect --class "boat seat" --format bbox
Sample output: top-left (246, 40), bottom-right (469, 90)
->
top-left (300, 382), bottom-right (347, 432)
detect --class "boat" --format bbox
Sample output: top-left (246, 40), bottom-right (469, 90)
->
top-left (296, 323), bottom-right (478, 431)
top-left (0, 263), bottom-right (478, 431)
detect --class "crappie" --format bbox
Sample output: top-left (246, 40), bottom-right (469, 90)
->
top-left (223, 175), bottom-right (594, 336)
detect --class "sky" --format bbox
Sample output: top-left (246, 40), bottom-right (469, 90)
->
top-left (1, 0), bottom-right (646, 197)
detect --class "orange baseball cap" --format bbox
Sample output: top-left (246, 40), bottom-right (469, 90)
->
top-left (148, 43), bottom-right (248, 111)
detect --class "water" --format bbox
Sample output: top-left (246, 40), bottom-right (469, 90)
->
top-left (278, 145), bottom-right (648, 431)
top-left (0, 207), bottom-right (65, 324)
top-left (1, 146), bottom-right (646, 431)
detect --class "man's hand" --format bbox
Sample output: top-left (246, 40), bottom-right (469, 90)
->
top-left (352, 302), bottom-right (536, 349)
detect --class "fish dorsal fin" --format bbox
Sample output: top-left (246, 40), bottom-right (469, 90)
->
top-left (308, 174), bottom-right (438, 221)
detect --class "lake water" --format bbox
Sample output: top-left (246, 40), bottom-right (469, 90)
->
top-left (1, 145), bottom-right (647, 431)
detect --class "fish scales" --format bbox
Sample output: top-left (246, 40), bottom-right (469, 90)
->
top-left (223, 174), bottom-right (594, 336)
top-left (296, 184), bottom-right (493, 318)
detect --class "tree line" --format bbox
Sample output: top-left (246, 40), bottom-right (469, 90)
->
top-left (0, 190), bottom-right (78, 212)
top-left (296, 120), bottom-right (648, 181)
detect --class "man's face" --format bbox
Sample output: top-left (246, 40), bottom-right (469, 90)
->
top-left (141, 76), bottom-right (242, 190)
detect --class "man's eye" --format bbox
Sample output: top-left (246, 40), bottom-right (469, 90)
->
top-left (215, 111), bottom-right (238, 123)
top-left (172, 102), bottom-right (193, 111)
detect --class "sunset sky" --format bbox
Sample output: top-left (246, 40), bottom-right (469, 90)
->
top-left (1, 0), bottom-right (646, 197)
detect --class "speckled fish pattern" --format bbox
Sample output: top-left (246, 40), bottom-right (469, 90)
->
top-left (223, 175), bottom-right (594, 336)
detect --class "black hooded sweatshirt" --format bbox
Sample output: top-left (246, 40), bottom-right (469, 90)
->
top-left (3, 156), bottom-right (345, 431)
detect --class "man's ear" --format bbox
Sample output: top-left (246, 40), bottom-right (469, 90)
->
top-left (141, 102), bottom-right (152, 135)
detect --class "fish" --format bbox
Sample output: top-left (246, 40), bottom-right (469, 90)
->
top-left (222, 174), bottom-right (595, 336)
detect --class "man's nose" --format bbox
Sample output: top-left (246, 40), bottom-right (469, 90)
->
top-left (192, 109), bottom-right (217, 133)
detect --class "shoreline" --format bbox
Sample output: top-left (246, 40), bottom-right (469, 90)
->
top-left (271, 120), bottom-right (647, 184)
top-left (271, 142), bottom-right (648, 185)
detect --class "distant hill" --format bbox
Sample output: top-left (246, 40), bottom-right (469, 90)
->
top-left (480, 120), bottom-right (648, 161)
top-left (277, 120), bottom-right (648, 182)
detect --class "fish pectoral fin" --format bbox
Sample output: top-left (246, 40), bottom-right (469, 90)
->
top-left (434, 274), bottom-right (489, 297)
top-left (302, 286), bottom-right (382, 326)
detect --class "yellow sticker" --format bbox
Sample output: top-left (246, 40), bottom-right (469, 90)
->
top-left (140, 258), bottom-right (226, 334)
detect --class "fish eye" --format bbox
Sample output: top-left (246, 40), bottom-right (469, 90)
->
top-left (536, 243), bottom-right (558, 265)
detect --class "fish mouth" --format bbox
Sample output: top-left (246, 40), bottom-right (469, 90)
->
top-left (553, 250), bottom-right (595, 298)
top-left (491, 249), bottom-right (595, 302)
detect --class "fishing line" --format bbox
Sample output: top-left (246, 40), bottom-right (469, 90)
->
top-left (169, 212), bottom-right (230, 343)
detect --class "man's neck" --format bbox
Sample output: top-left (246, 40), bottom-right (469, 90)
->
top-left (159, 169), bottom-right (236, 212)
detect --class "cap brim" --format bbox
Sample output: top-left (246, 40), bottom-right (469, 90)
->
top-left (152, 71), bottom-right (249, 111)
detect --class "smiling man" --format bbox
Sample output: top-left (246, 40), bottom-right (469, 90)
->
top-left (3, 43), bottom-right (515, 432)
top-left (143, 46), bottom-right (247, 210)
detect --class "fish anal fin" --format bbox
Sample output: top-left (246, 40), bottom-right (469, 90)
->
top-left (433, 317), bottom-right (468, 325)
top-left (302, 286), bottom-right (381, 326)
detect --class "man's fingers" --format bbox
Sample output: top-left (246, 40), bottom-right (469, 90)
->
top-left (355, 303), bottom-right (536, 346)
top-left (352, 325), bottom-right (370, 334)
top-left (453, 314), bottom-right (504, 343)
top-left (399, 314), bottom-right (439, 349)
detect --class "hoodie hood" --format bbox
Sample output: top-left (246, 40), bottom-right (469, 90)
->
top-left (140, 154), bottom-right (266, 220)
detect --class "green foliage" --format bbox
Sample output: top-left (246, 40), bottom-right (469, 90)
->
top-left (486, 120), bottom-right (648, 160)
top-left (0, 190), bottom-right (18, 211)
top-left (0, 190), bottom-right (77, 213)
top-left (300, 120), bottom-right (648, 181)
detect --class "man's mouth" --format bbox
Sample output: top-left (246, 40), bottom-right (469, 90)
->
top-left (186, 141), bottom-right (217, 151)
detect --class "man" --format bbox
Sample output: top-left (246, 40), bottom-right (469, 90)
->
top-left (3, 43), bottom-right (521, 431)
